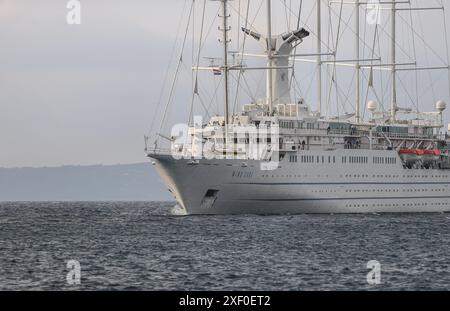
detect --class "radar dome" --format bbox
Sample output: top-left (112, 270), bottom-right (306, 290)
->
top-left (367, 100), bottom-right (378, 112)
top-left (436, 100), bottom-right (446, 112)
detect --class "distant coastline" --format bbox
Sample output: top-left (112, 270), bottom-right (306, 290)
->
top-left (0, 163), bottom-right (172, 202)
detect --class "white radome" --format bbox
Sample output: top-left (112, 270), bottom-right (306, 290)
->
top-left (436, 100), bottom-right (446, 112)
top-left (367, 100), bottom-right (378, 112)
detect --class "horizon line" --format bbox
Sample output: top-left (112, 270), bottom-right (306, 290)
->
top-left (0, 161), bottom-right (152, 170)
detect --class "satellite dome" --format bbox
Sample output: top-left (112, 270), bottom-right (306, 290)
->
top-left (436, 100), bottom-right (446, 112)
top-left (367, 100), bottom-right (378, 112)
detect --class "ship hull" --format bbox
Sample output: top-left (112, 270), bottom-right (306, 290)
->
top-left (149, 150), bottom-right (450, 215)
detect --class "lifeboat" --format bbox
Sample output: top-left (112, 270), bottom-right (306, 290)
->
top-left (399, 149), bottom-right (419, 165)
top-left (399, 149), bottom-right (441, 167)
top-left (422, 149), bottom-right (440, 166)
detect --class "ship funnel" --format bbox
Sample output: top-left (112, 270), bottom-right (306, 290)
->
top-left (282, 28), bottom-right (310, 44)
top-left (241, 28), bottom-right (261, 41)
top-left (242, 25), bottom-right (310, 105)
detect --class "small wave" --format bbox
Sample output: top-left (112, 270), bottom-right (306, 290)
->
top-left (171, 204), bottom-right (187, 216)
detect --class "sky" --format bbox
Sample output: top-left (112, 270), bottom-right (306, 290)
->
top-left (1, 0), bottom-right (450, 168)
top-left (0, 0), bottom-right (182, 167)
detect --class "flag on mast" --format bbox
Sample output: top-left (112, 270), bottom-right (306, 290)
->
top-left (368, 68), bottom-right (374, 87)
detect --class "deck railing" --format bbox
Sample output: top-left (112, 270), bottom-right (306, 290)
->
top-left (146, 148), bottom-right (172, 156)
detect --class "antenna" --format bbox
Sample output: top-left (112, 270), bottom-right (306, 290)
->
top-left (355, 0), bottom-right (360, 123)
top-left (391, 0), bottom-right (397, 123)
top-left (317, 0), bottom-right (322, 117)
top-left (218, 0), bottom-right (230, 127)
top-left (267, 0), bottom-right (273, 114)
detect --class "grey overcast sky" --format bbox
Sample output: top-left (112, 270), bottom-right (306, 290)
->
top-left (0, 0), bottom-right (183, 168)
top-left (1, 0), bottom-right (450, 168)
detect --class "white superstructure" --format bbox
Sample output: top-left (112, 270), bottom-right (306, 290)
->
top-left (147, 0), bottom-right (450, 214)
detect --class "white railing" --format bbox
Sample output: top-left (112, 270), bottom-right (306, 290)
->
top-left (146, 148), bottom-right (172, 156)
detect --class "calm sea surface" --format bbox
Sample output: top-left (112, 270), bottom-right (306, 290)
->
top-left (0, 202), bottom-right (449, 290)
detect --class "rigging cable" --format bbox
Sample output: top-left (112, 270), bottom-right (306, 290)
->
top-left (415, 4), bottom-right (437, 104)
top-left (148, 0), bottom-right (189, 142)
top-left (410, 0), bottom-right (419, 115)
top-left (155, 0), bottom-right (195, 146)
top-left (288, 0), bottom-right (303, 99)
top-left (232, 0), bottom-right (250, 115)
top-left (189, 0), bottom-right (208, 125)
top-left (325, 0), bottom-right (344, 119)
top-left (441, 0), bottom-right (450, 115)
top-left (362, 5), bottom-right (381, 121)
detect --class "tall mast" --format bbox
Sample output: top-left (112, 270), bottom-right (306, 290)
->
top-left (317, 0), bottom-right (322, 117)
top-left (391, 0), bottom-right (397, 123)
top-left (355, 0), bottom-right (360, 123)
top-left (266, 0), bottom-right (273, 114)
top-left (221, 0), bottom-right (230, 126)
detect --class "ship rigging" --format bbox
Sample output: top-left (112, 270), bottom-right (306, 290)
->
top-left (146, 0), bottom-right (450, 214)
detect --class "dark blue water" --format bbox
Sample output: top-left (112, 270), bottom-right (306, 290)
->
top-left (0, 202), bottom-right (449, 290)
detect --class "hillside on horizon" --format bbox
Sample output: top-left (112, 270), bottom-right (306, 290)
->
top-left (0, 163), bottom-right (172, 202)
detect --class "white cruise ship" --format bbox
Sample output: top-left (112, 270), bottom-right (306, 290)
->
top-left (146, 0), bottom-right (450, 214)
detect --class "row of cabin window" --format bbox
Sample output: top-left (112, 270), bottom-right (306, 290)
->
top-left (232, 171), bottom-right (253, 178)
top-left (290, 155), bottom-right (397, 165)
top-left (280, 121), bottom-right (320, 130)
top-left (215, 138), bottom-right (272, 143)
top-left (260, 173), bottom-right (450, 179)
top-left (347, 202), bottom-right (447, 208)
top-left (342, 156), bottom-right (397, 165)
top-left (289, 155), bottom-right (336, 163)
top-left (374, 157), bottom-right (397, 164)
top-left (342, 156), bottom-right (368, 164)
